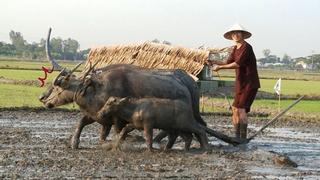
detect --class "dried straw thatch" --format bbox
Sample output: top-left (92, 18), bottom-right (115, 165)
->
top-left (84, 42), bottom-right (232, 76)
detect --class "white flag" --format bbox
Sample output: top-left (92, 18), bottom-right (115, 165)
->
top-left (274, 78), bottom-right (281, 95)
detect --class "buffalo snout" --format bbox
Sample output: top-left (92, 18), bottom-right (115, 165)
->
top-left (39, 94), bottom-right (46, 102)
top-left (45, 103), bottom-right (54, 109)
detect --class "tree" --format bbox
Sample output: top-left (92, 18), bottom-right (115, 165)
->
top-left (262, 49), bottom-right (271, 58)
top-left (151, 39), bottom-right (160, 43)
top-left (9, 31), bottom-right (26, 47)
top-left (309, 54), bottom-right (320, 70)
top-left (162, 40), bottom-right (171, 45)
top-left (0, 30), bottom-right (85, 60)
top-left (282, 54), bottom-right (291, 65)
top-left (50, 37), bottom-right (63, 59)
top-left (63, 38), bottom-right (80, 60)
top-left (78, 48), bottom-right (90, 60)
top-left (0, 42), bottom-right (16, 56)
top-left (9, 30), bottom-right (26, 55)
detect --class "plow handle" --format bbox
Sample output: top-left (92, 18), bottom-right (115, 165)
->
top-left (246, 96), bottom-right (305, 142)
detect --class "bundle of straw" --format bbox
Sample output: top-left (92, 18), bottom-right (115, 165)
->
top-left (84, 42), bottom-right (231, 76)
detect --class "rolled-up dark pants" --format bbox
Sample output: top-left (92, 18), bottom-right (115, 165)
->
top-left (232, 88), bottom-right (258, 113)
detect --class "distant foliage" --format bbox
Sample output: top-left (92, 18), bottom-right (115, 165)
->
top-left (258, 49), bottom-right (319, 70)
top-left (0, 30), bottom-right (89, 60)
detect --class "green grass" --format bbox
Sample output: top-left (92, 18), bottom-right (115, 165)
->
top-left (0, 84), bottom-right (45, 107)
top-left (0, 60), bottom-right (319, 117)
top-left (2, 83), bottom-right (315, 113)
top-left (252, 99), bottom-right (320, 113)
top-left (204, 97), bottom-right (320, 114)
top-left (0, 82), bottom-right (319, 119)
top-left (221, 77), bottom-right (320, 96)
top-left (217, 69), bottom-right (320, 81)
top-left (0, 69), bottom-right (60, 81)
top-left (259, 79), bottom-right (320, 96)
top-left (0, 84), bottom-right (74, 108)
top-left (2, 64), bottom-right (319, 96)
top-left (0, 59), bottom-right (83, 70)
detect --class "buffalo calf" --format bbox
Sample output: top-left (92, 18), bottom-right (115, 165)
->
top-left (98, 96), bottom-right (209, 151)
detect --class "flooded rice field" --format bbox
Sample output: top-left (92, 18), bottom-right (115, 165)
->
top-left (0, 109), bottom-right (319, 179)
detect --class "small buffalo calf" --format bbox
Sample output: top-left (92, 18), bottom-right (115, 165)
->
top-left (98, 96), bottom-right (209, 151)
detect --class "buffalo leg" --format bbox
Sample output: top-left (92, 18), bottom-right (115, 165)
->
top-left (113, 124), bottom-right (135, 150)
top-left (165, 132), bottom-right (193, 151)
top-left (99, 122), bottom-right (112, 144)
top-left (196, 131), bottom-right (209, 150)
top-left (112, 117), bottom-right (133, 141)
top-left (164, 133), bottom-right (178, 151)
top-left (181, 133), bottom-right (193, 151)
top-left (186, 124), bottom-right (209, 150)
top-left (113, 116), bottom-right (126, 134)
top-left (153, 130), bottom-right (169, 143)
top-left (71, 116), bottom-right (94, 149)
top-left (143, 124), bottom-right (153, 151)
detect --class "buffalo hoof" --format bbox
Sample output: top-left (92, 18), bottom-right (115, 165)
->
top-left (163, 147), bottom-right (172, 152)
top-left (101, 143), bottom-right (113, 151)
top-left (111, 140), bottom-right (122, 151)
top-left (71, 137), bottom-right (80, 149)
top-left (204, 148), bottom-right (212, 154)
top-left (146, 147), bottom-right (154, 152)
top-left (111, 144), bottom-right (122, 151)
top-left (99, 140), bottom-right (108, 145)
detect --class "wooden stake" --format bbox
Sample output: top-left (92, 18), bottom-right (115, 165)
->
top-left (201, 94), bottom-right (204, 113)
top-left (278, 93), bottom-right (281, 113)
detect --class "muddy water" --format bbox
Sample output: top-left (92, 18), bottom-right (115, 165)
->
top-left (245, 126), bottom-right (320, 179)
top-left (0, 110), bottom-right (319, 179)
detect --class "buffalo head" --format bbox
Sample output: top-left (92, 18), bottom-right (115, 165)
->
top-left (39, 65), bottom-right (83, 108)
top-left (97, 97), bottom-right (128, 119)
top-left (39, 28), bottom-right (85, 108)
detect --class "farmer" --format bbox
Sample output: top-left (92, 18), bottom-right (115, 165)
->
top-left (206, 23), bottom-right (260, 140)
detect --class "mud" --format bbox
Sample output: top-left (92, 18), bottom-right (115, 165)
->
top-left (0, 109), bottom-right (319, 179)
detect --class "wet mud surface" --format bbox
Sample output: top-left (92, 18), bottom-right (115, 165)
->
top-left (0, 109), bottom-right (319, 179)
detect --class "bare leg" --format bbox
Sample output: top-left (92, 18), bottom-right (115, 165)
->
top-left (71, 116), bottom-right (94, 149)
top-left (238, 108), bottom-right (248, 139)
top-left (232, 106), bottom-right (240, 138)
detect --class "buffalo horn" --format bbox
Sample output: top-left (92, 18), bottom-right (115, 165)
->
top-left (46, 28), bottom-right (63, 71)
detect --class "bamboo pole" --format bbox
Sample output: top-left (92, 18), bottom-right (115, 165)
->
top-left (246, 96), bottom-right (304, 143)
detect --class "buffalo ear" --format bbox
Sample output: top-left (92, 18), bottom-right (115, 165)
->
top-left (53, 76), bottom-right (63, 86)
top-left (59, 77), bottom-right (70, 89)
top-left (53, 68), bottom-right (68, 86)
top-left (83, 77), bottom-right (92, 86)
top-left (54, 76), bottom-right (67, 87)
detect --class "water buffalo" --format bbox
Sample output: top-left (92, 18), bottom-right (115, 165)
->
top-left (97, 96), bottom-right (201, 151)
top-left (39, 28), bottom-right (242, 149)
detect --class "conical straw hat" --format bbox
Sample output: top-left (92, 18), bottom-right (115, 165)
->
top-left (223, 23), bottom-right (252, 40)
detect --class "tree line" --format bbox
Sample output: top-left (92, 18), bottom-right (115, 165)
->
top-left (258, 49), bottom-right (320, 70)
top-left (0, 30), bottom-right (89, 60)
